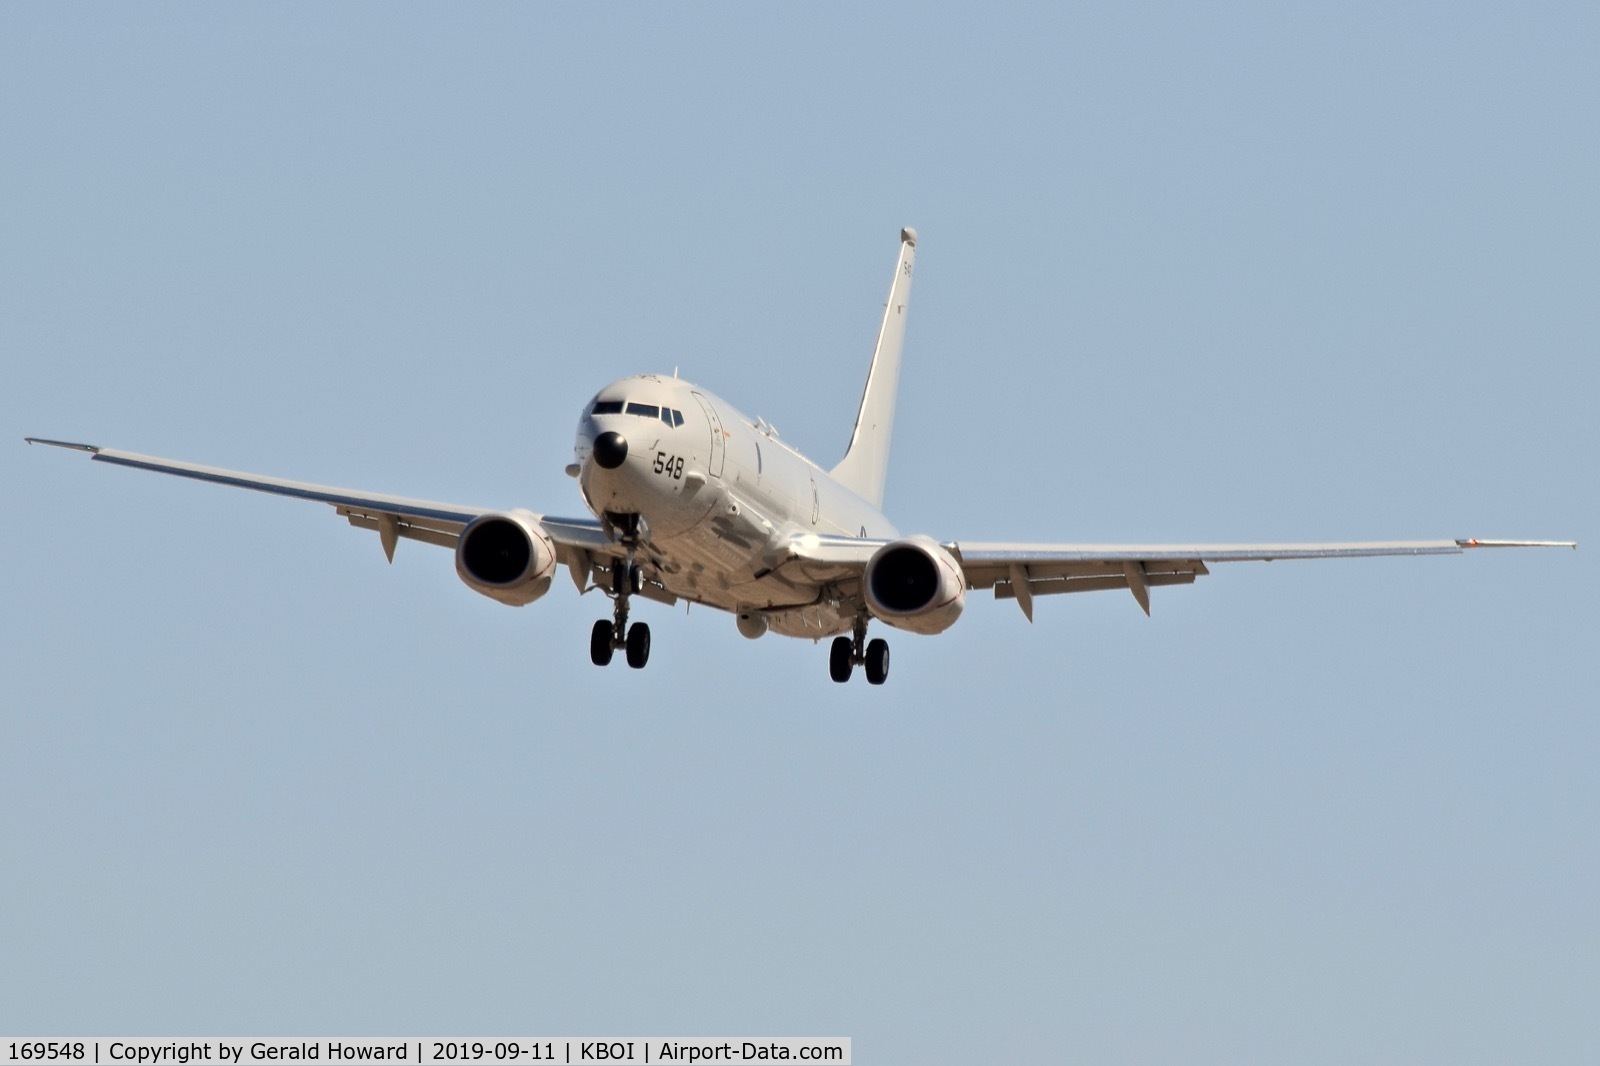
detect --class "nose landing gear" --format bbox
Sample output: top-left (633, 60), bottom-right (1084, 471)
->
top-left (829, 613), bottom-right (889, 685)
top-left (589, 550), bottom-right (651, 669)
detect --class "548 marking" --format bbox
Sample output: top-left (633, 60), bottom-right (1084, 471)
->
top-left (653, 452), bottom-right (684, 480)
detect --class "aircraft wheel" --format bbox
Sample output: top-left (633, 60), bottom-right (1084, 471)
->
top-left (829, 636), bottom-right (853, 683)
top-left (590, 619), bottom-right (615, 666)
top-left (865, 638), bottom-right (890, 685)
top-left (625, 621), bottom-right (651, 669)
top-left (630, 564), bottom-right (644, 595)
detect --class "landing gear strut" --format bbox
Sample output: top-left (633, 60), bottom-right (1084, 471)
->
top-left (590, 544), bottom-right (651, 669)
top-left (829, 613), bottom-right (889, 685)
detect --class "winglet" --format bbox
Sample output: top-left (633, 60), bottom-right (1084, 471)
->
top-left (25, 437), bottom-right (100, 453)
top-left (1456, 538), bottom-right (1578, 549)
top-left (830, 227), bottom-right (917, 508)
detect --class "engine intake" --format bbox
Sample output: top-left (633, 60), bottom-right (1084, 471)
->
top-left (863, 535), bottom-right (966, 634)
top-left (455, 509), bottom-right (557, 606)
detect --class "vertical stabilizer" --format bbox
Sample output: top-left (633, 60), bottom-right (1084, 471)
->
top-left (830, 227), bottom-right (916, 509)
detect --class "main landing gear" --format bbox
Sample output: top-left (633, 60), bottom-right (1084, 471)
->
top-left (829, 613), bottom-right (889, 685)
top-left (590, 553), bottom-right (651, 669)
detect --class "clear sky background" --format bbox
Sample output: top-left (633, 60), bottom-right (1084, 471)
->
top-left (3, 4), bottom-right (1595, 1062)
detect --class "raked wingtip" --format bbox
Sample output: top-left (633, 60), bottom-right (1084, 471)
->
top-left (25, 437), bottom-right (100, 453)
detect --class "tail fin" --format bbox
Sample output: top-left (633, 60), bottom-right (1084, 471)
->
top-left (830, 227), bottom-right (917, 509)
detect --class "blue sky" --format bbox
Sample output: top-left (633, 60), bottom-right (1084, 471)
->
top-left (4, 5), bottom-right (1596, 1062)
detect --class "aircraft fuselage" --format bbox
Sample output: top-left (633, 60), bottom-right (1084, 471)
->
top-left (575, 374), bottom-right (895, 638)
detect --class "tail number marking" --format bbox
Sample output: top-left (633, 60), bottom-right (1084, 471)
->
top-left (653, 452), bottom-right (685, 480)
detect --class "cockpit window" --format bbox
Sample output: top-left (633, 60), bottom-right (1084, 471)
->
top-left (594, 399), bottom-right (681, 421)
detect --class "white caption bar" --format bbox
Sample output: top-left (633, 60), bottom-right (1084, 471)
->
top-left (1, 1040), bottom-right (849, 1066)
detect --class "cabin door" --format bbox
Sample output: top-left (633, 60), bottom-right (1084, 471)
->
top-left (691, 392), bottom-right (725, 479)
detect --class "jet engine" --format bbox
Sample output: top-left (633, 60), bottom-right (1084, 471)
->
top-left (863, 535), bottom-right (966, 634)
top-left (455, 509), bottom-right (557, 606)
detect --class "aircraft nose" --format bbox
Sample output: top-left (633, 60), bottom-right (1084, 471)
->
top-left (592, 431), bottom-right (629, 470)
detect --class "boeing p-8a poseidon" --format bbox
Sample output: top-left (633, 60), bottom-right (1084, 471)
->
top-left (28, 228), bottom-right (1573, 684)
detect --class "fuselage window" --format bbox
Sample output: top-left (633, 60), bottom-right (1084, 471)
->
top-left (591, 400), bottom-right (623, 415)
top-left (626, 402), bottom-right (660, 418)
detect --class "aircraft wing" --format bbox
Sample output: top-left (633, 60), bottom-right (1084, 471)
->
top-left (24, 437), bottom-right (612, 562)
top-left (780, 531), bottom-right (1573, 620)
top-left (953, 538), bottom-right (1582, 619)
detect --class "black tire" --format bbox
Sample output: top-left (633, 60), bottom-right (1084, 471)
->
top-left (865, 638), bottom-right (890, 685)
top-left (829, 636), bottom-right (854, 683)
top-left (590, 619), bottom-right (615, 666)
top-left (625, 621), bottom-right (651, 669)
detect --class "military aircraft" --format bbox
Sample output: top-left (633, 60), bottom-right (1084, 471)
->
top-left (27, 228), bottom-right (1573, 684)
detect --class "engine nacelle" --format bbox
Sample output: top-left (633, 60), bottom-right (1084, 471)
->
top-left (863, 535), bottom-right (966, 634)
top-left (736, 611), bottom-right (768, 640)
top-left (455, 509), bottom-right (557, 607)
